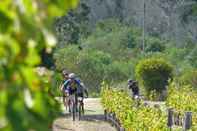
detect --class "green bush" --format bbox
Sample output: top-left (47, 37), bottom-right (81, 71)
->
top-left (145, 37), bottom-right (165, 52)
top-left (178, 69), bottom-right (197, 89)
top-left (135, 58), bottom-right (173, 93)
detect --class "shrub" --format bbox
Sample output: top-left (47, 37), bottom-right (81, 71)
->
top-left (145, 37), bottom-right (165, 52)
top-left (135, 58), bottom-right (173, 93)
top-left (178, 69), bottom-right (197, 89)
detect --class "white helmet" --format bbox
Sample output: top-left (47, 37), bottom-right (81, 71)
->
top-left (69, 73), bottom-right (76, 79)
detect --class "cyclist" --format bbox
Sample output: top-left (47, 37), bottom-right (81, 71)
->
top-left (75, 79), bottom-right (88, 114)
top-left (76, 81), bottom-right (88, 99)
top-left (128, 79), bottom-right (139, 99)
top-left (63, 73), bottom-right (81, 95)
top-left (63, 73), bottom-right (87, 111)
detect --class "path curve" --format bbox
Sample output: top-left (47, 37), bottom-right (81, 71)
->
top-left (53, 98), bottom-right (116, 131)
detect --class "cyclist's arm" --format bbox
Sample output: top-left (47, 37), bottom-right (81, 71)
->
top-left (80, 82), bottom-right (89, 97)
top-left (84, 87), bottom-right (88, 98)
top-left (60, 81), bottom-right (65, 91)
top-left (62, 80), bottom-right (70, 91)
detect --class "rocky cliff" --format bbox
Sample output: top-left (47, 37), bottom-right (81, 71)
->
top-left (82, 0), bottom-right (197, 44)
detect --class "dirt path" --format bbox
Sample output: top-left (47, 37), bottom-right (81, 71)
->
top-left (52, 98), bottom-right (116, 131)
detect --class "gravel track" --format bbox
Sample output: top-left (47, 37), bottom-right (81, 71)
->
top-left (52, 98), bottom-right (116, 131)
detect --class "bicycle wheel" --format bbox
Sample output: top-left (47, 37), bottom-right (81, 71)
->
top-left (78, 97), bottom-right (83, 120)
top-left (72, 101), bottom-right (75, 121)
top-left (82, 102), bottom-right (85, 115)
top-left (78, 103), bottom-right (82, 120)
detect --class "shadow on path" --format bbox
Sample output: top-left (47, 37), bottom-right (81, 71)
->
top-left (80, 114), bottom-right (105, 122)
top-left (60, 113), bottom-right (105, 122)
top-left (54, 124), bottom-right (74, 131)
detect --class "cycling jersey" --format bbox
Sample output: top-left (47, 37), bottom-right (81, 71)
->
top-left (63, 79), bottom-right (81, 95)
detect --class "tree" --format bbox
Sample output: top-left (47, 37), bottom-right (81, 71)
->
top-left (54, 2), bottom-right (90, 47)
top-left (135, 58), bottom-right (173, 93)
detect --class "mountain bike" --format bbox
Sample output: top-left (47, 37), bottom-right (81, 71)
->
top-left (68, 94), bottom-right (77, 121)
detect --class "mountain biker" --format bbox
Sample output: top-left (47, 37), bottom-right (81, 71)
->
top-left (63, 73), bottom-right (81, 95)
top-left (128, 79), bottom-right (139, 99)
top-left (76, 80), bottom-right (88, 100)
top-left (75, 79), bottom-right (88, 114)
top-left (63, 73), bottom-right (88, 111)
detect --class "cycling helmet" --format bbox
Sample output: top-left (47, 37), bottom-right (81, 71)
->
top-left (128, 79), bottom-right (133, 83)
top-left (62, 69), bottom-right (68, 74)
top-left (69, 73), bottom-right (76, 79)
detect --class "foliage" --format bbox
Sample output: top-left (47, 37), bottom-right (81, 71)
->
top-left (54, 45), bottom-right (136, 94)
top-left (53, 20), bottom-right (143, 94)
top-left (101, 84), bottom-right (167, 131)
top-left (166, 82), bottom-right (197, 112)
top-left (54, 45), bottom-right (79, 71)
top-left (145, 37), bottom-right (166, 52)
top-left (166, 81), bottom-right (197, 130)
top-left (178, 69), bottom-right (197, 89)
top-left (51, 71), bottom-right (63, 97)
top-left (54, 2), bottom-right (90, 47)
top-left (135, 58), bottom-right (173, 93)
top-left (54, 47), bottom-right (112, 93)
top-left (77, 50), bottom-right (111, 91)
top-left (81, 19), bottom-right (142, 60)
top-left (0, 0), bottom-right (78, 130)
top-left (186, 45), bottom-right (197, 68)
top-left (105, 61), bottom-right (133, 83)
top-left (165, 46), bottom-right (189, 61)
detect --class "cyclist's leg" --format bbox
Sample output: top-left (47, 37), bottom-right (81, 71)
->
top-left (63, 93), bottom-right (67, 106)
top-left (64, 88), bottom-right (71, 112)
top-left (62, 92), bottom-right (65, 102)
top-left (78, 93), bottom-right (84, 113)
top-left (81, 97), bottom-right (84, 114)
top-left (69, 89), bottom-right (77, 112)
top-left (75, 94), bottom-right (78, 112)
top-left (69, 95), bottom-right (75, 121)
top-left (66, 95), bottom-right (72, 112)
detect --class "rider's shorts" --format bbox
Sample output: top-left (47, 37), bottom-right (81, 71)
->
top-left (65, 87), bottom-right (77, 95)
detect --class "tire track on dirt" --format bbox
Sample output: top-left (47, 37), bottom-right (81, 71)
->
top-left (53, 98), bottom-right (116, 131)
